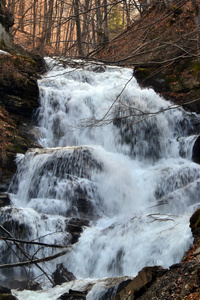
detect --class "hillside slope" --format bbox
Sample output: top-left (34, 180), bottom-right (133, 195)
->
top-left (91, 0), bottom-right (200, 113)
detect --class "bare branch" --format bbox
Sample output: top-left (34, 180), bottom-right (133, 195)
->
top-left (0, 249), bottom-right (70, 269)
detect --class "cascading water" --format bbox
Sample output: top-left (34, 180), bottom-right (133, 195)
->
top-left (2, 57), bottom-right (200, 299)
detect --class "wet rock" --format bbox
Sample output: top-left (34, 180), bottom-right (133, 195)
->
top-left (70, 193), bottom-right (100, 220)
top-left (19, 124), bottom-right (41, 144)
top-left (85, 64), bottom-right (106, 73)
top-left (0, 294), bottom-right (17, 300)
top-left (0, 193), bottom-right (11, 207)
top-left (134, 64), bottom-right (168, 93)
top-left (53, 264), bottom-right (76, 285)
top-left (103, 266), bottom-right (163, 300)
top-left (190, 208), bottom-right (200, 237)
top-left (7, 279), bottom-right (41, 291)
top-left (0, 285), bottom-right (17, 300)
top-left (58, 290), bottom-right (87, 300)
top-left (65, 218), bottom-right (89, 244)
top-left (0, 287), bottom-right (11, 294)
top-left (192, 136), bottom-right (200, 164)
top-left (0, 183), bottom-right (9, 193)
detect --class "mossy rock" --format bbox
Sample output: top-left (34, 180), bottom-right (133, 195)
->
top-left (0, 295), bottom-right (17, 300)
top-left (0, 53), bottom-right (40, 117)
top-left (0, 106), bottom-right (32, 185)
top-left (134, 64), bottom-right (168, 92)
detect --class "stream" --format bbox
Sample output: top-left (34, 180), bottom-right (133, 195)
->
top-left (1, 57), bottom-right (200, 299)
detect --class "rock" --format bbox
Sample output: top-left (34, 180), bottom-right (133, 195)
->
top-left (192, 136), bottom-right (200, 164)
top-left (65, 218), bottom-right (90, 244)
top-left (107, 266), bottom-right (163, 300)
top-left (0, 182), bottom-right (9, 193)
top-left (0, 2), bottom-right (14, 50)
top-left (88, 266), bottom-right (163, 300)
top-left (0, 295), bottom-right (17, 300)
top-left (0, 207), bottom-right (33, 240)
top-left (0, 287), bottom-right (11, 294)
top-left (134, 57), bottom-right (200, 114)
top-left (0, 2), bottom-right (14, 32)
top-left (19, 124), bottom-right (41, 144)
top-left (0, 49), bottom-right (45, 186)
top-left (85, 64), bottom-right (106, 73)
top-left (0, 54), bottom-right (40, 118)
top-left (0, 285), bottom-right (17, 300)
top-left (52, 264), bottom-right (76, 285)
top-left (190, 208), bottom-right (200, 237)
top-left (0, 4), bottom-right (46, 188)
top-left (73, 193), bottom-right (100, 220)
top-left (193, 247), bottom-right (200, 256)
top-left (58, 290), bottom-right (87, 300)
top-left (134, 64), bottom-right (168, 93)
top-left (0, 193), bottom-right (11, 207)
top-left (7, 279), bottom-right (41, 291)
top-left (135, 261), bottom-right (200, 300)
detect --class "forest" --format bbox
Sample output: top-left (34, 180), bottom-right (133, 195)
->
top-left (4, 0), bottom-right (189, 57)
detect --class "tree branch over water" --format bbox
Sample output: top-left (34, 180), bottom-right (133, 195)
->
top-left (0, 225), bottom-right (71, 283)
top-left (0, 249), bottom-right (70, 270)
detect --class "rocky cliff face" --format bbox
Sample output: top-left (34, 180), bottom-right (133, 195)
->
top-left (0, 0), bottom-right (14, 47)
top-left (0, 2), bottom-right (45, 190)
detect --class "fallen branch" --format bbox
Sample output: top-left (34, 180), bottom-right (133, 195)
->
top-left (0, 236), bottom-right (68, 249)
top-left (0, 249), bottom-right (69, 269)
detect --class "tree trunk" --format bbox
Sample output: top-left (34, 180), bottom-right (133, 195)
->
top-left (74, 0), bottom-right (84, 56)
top-left (191, 0), bottom-right (200, 48)
top-left (18, 0), bottom-right (25, 31)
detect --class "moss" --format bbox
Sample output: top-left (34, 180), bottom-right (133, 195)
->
top-left (6, 142), bottom-right (27, 154)
top-left (0, 295), bottom-right (17, 300)
top-left (192, 62), bottom-right (200, 78)
top-left (13, 55), bottom-right (39, 73)
top-left (0, 40), bottom-right (12, 53)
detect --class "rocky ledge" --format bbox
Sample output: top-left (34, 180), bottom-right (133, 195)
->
top-left (0, 43), bottom-right (45, 190)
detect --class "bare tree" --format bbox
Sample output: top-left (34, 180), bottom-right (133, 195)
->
top-left (74, 0), bottom-right (84, 56)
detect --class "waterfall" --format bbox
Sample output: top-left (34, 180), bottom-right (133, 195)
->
top-left (2, 58), bottom-right (200, 299)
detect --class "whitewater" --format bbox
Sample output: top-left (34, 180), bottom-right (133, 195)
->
top-left (1, 57), bottom-right (200, 299)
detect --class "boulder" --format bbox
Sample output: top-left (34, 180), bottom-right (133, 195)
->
top-left (0, 193), bottom-right (11, 207)
top-left (102, 266), bottom-right (163, 300)
top-left (52, 264), bottom-right (76, 285)
top-left (0, 2), bottom-right (14, 32)
top-left (190, 208), bottom-right (200, 237)
top-left (192, 136), bottom-right (200, 164)
top-left (0, 285), bottom-right (17, 300)
top-left (134, 58), bottom-right (200, 114)
top-left (0, 1), bottom-right (14, 49)
top-left (65, 218), bottom-right (90, 244)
